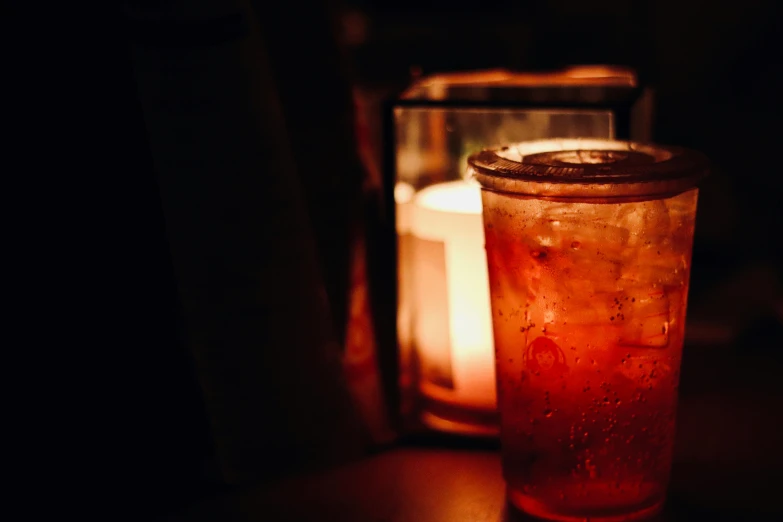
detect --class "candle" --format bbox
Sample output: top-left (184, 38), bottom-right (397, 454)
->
top-left (410, 180), bottom-right (496, 415)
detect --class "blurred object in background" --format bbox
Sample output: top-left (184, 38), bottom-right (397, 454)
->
top-left (343, 220), bottom-right (396, 446)
top-left (127, 0), bottom-right (389, 486)
top-left (385, 67), bottom-right (654, 437)
top-left (251, 0), bottom-right (396, 447)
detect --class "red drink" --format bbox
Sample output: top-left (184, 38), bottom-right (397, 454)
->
top-left (470, 140), bottom-right (707, 521)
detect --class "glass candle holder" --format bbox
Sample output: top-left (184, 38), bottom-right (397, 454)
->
top-left (390, 67), bottom-right (653, 436)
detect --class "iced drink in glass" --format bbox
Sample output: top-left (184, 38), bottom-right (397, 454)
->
top-left (469, 140), bottom-right (708, 521)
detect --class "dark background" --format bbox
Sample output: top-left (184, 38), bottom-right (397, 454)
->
top-left (15, 0), bottom-right (781, 519)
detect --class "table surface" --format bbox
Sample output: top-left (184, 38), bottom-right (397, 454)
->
top-left (172, 347), bottom-right (783, 522)
top-left (172, 443), bottom-right (779, 522)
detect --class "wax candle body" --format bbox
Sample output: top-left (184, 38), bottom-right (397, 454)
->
top-left (410, 180), bottom-right (496, 410)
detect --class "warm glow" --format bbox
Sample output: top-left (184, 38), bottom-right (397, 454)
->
top-left (396, 182), bottom-right (416, 390)
top-left (410, 180), bottom-right (495, 409)
top-left (409, 66), bottom-right (636, 95)
top-left (563, 64), bottom-right (636, 83)
top-left (395, 181), bottom-right (415, 233)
